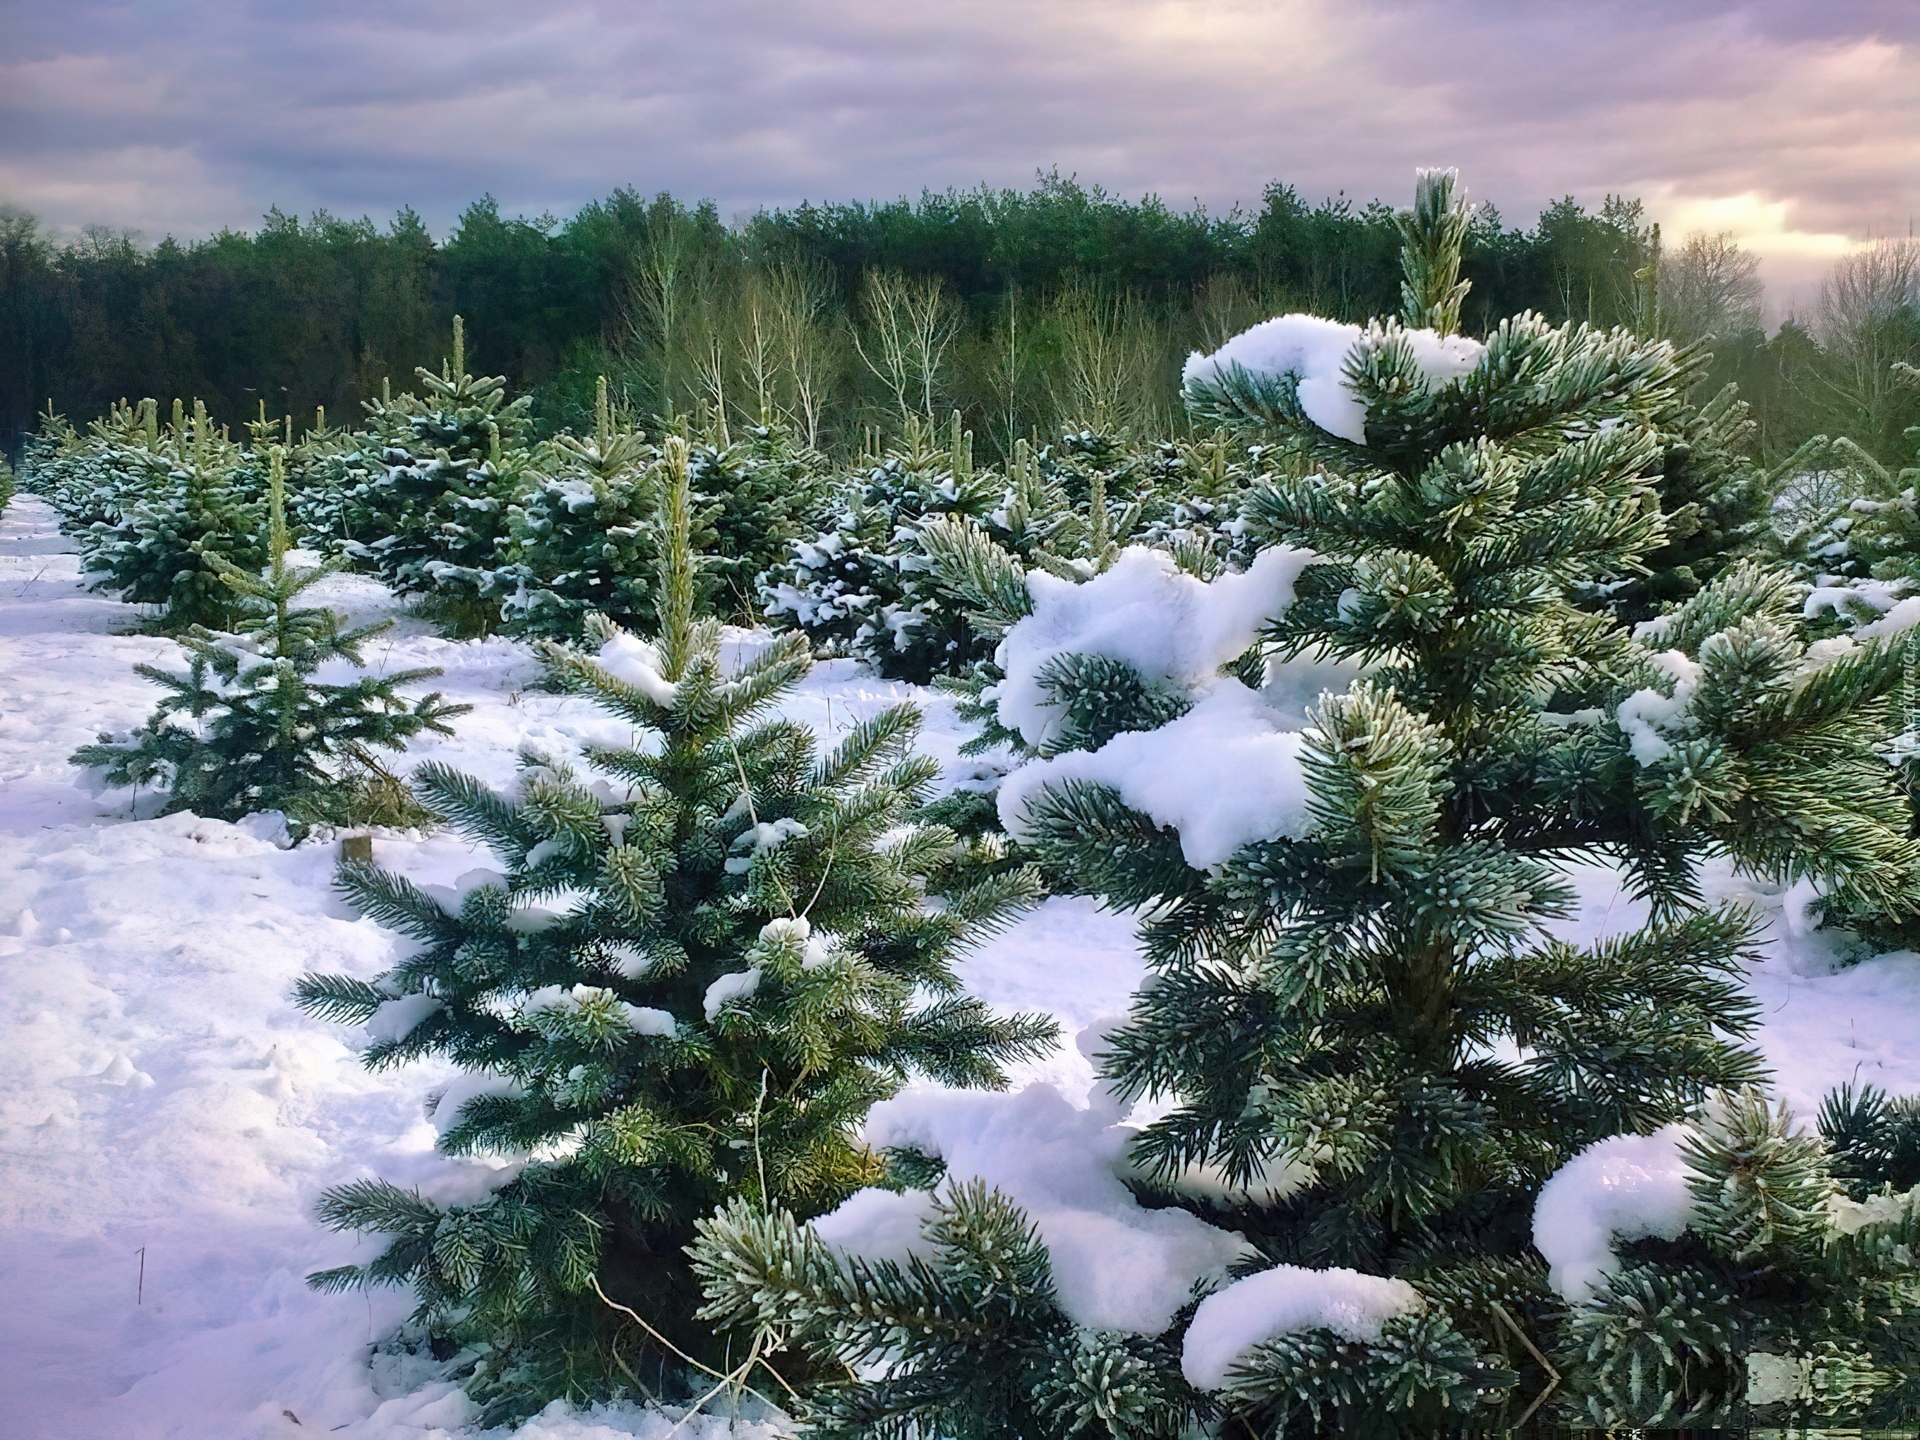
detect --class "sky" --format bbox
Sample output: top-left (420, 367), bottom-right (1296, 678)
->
top-left (3, 0), bottom-right (1916, 317)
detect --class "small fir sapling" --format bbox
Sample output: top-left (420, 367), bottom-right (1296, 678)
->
top-left (357, 316), bottom-right (535, 634)
top-left (71, 449), bottom-right (466, 831)
top-left (695, 168), bottom-right (1920, 1436)
top-left (79, 399), bottom-right (270, 631)
top-left (687, 422), bottom-right (835, 621)
top-left (295, 437), bottom-right (1056, 1418)
top-left (486, 376), bottom-right (661, 642)
top-left (760, 413), bottom-right (1001, 681)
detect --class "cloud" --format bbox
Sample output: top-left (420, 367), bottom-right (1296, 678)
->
top-left (2, 0), bottom-right (1913, 309)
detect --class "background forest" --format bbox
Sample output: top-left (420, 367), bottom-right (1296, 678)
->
top-left (6, 173), bottom-right (1916, 467)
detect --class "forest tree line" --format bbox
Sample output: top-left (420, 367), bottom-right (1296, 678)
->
top-left (3, 172), bottom-right (1917, 465)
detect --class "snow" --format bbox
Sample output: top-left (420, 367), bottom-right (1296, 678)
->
top-left (702, 968), bottom-right (761, 1020)
top-left (999, 681), bottom-right (1314, 867)
top-left (5, 488), bottom-right (1920, 1434)
top-left (1180, 1265), bottom-right (1422, 1390)
top-left (1531, 1125), bottom-right (1693, 1304)
top-left (1181, 314), bottom-right (1484, 444)
top-left (813, 1077), bottom-right (1250, 1334)
top-left (993, 544), bottom-right (1312, 750)
top-left (366, 994), bottom-right (445, 1045)
top-left (1615, 649), bottom-right (1702, 765)
top-left (523, 984), bottom-right (676, 1037)
top-left (594, 631), bottom-right (677, 708)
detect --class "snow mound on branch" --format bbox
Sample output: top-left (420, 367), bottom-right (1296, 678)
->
top-left (596, 631), bottom-right (677, 707)
top-left (1181, 1265), bottom-right (1423, 1390)
top-left (1616, 650), bottom-right (1702, 766)
top-left (365, 993), bottom-right (444, 1044)
top-left (993, 544), bottom-right (1313, 750)
top-left (1182, 314), bottom-right (1484, 444)
top-left (1533, 1125), bottom-right (1694, 1303)
top-left (428, 1073), bottom-right (528, 1137)
top-left (999, 682), bottom-right (1313, 868)
top-left (809, 1081), bottom-right (1251, 1334)
top-left (702, 967), bottom-right (761, 1021)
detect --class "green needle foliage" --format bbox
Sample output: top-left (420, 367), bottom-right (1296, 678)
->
top-left (1582, 381), bottom-right (1774, 627)
top-left (296, 437), bottom-right (1056, 1420)
top-left (1566, 1089), bottom-right (1920, 1428)
top-left (358, 316), bottom-right (535, 634)
top-left (73, 398), bottom-right (269, 630)
top-left (71, 449), bottom-right (465, 831)
top-left (695, 1182), bottom-right (1204, 1440)
top-left (697, 170), bottom-right (1920, 1437)
top-left (487, 376), bottom-right (661, 642)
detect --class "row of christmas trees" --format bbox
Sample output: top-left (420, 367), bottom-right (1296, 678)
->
top-left (21, 170), bottom-right (1920, 1433)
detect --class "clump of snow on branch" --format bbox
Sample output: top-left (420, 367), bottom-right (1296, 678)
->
top-left (1616, 650), bottom-right (1703, 766)
top-left (702, 967), bottom-right (761, 1021)
top-left (1181, 315), bottom-right (1485, 444)
top-left (999, 682), bottom-right (1314, 868)
top-left (524, 983), bottom-right (676, 1036)
top-left (429, 1073), bottom-right (529, 1137)
top-left (596, 630), bottom-right (678, 707)
top-left (809, 1080), bottom-right (1251, 1334)
top-left (1804, 575), bottom-right (1920, 639)
top-left (365, 992), bottom-right (444, 1044)
top-left (1532, 1125), bottom-right (1694, 1303)
top-left (992, 545), bottom-right (1313, 751)
top-left (1181, 1265), bottom-right (1424, 1390)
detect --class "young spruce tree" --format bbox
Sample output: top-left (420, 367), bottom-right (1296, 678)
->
top-left (358, 316), bottom-right (534, 634)
top-left (72, 450), bottom-right (465, 830)
top-left (296, 437), bottom-right (1056, 1419)
top-left (694, 169), bottom-right (1920, 1436)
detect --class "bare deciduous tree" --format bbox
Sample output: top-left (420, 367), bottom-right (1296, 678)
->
top-left (854, 270), bottom-right (958, 429)
top-left (1809, 238), bottom-right (1920, 457)
top-left (1658, 231), bottom-right (1764, 344)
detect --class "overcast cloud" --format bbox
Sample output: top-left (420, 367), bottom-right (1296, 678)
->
top-left (2, 0), bottom-right (1915, 310)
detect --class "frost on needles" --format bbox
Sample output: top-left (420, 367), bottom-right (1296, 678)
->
top-left (693, 168), bottom-right (1920, 1435)
top-left (294, 437), bottom-right (1056, 1421)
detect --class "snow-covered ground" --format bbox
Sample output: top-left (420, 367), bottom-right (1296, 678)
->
top-left (4, 489), bottom-right (1920, 1437)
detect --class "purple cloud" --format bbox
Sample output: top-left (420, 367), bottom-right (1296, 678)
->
top-left (2, 0), bottom-right (1913, 305)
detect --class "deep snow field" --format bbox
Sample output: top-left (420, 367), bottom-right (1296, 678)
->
top-left (5, 489), bottom-right (1920, 1439)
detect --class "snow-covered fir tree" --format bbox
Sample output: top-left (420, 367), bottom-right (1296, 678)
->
top-left (485, 376), bottom-right (660, 642)
top-left (687, 420), bottom-right (835, 621)
top-left (693, 169), bottom-right (1920, 1436)
top-left (762, 414), bottom-right (1000, 681)
top-left (296, 437), bottom-right (1055, 1419)
top-left (60, 398), bottom-right (270, 630)
top-left (354, 317), bottom-right (534, 634)
top-left (72, 449), bottom-right (465, 830)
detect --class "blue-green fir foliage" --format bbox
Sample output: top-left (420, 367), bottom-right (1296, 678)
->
top-left (71, 449), bottom-right (464, 829)
top-left (694, 169), bottom-right (1920, 1437)
top-left (297, 438), bottom-right (1055, 1419)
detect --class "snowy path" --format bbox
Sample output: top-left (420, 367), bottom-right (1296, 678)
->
top-left (4, 488), bottom-right (1920, 1436)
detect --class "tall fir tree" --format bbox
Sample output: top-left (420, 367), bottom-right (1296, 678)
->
top-left (296, 437), bottom-right (1055, 1419)
top-left (72, 449), bottom-right (466, 830)
top-left (694, 168), bottom-right (1920, 1435)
